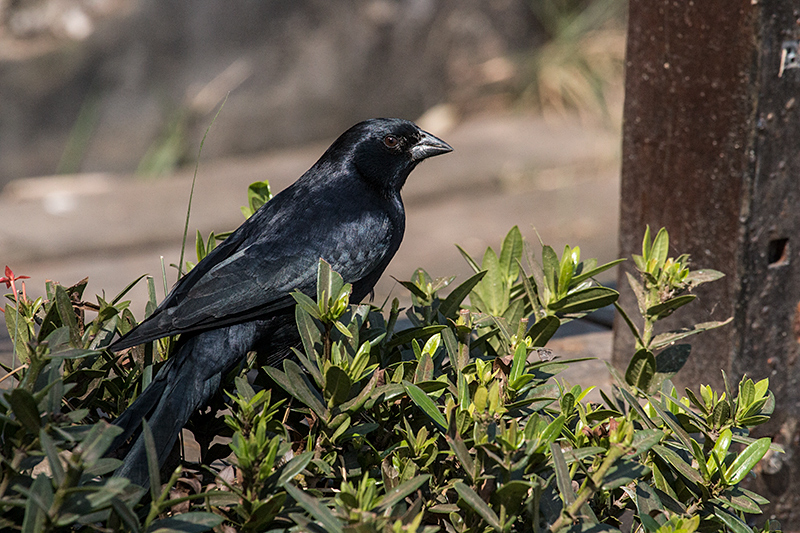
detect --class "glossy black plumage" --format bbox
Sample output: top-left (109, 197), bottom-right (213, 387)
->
top-left (108, 118), bottom-right (452, 485)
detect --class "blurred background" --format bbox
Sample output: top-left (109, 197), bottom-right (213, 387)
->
top-left (0, 0), bottom-right (627, 361)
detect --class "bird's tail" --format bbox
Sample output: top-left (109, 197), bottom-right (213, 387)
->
top-left (109, 317), bottom-right (294, 487)
top-left (109, 325), bottom-right (249, 487)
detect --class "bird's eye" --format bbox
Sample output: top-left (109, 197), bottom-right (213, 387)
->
top-left (383, 135), bottom-right (400, 148)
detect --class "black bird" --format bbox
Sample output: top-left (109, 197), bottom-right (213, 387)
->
top-left (108, 118), bottom-right (452, 485)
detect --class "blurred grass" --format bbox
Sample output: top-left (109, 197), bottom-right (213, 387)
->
top-left (521, 0), bottom-right (627, 121)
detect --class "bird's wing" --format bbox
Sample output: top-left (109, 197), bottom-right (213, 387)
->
top-left (168, 210), bottom-right (395, 330)
top-left (112, 200), bottom-right (396, 349)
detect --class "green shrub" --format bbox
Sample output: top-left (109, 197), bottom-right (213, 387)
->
top-left (0, 192), bottom-right (782, 531)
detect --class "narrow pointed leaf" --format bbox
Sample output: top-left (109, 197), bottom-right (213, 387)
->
top-left (325, 366), bottom-right (352, 406)
top-left (551, 443), bottom-right (576, 505)
top-left (549, 286), bottom-right (618, 314)
top-left (403, 381), bottom-right (446, 431)
top-left (652, 445), bottom-right (704, 484)
top-left (286, 484), bottom-right (343, 533)
top-left (713, 507), bottom-right (754, 533)
top-left (651, 318), bottom-right (733, 349)
top-left (9, 389), bottom-right (41, 434)
top-left (378, 474), bottom-right (431, 511)
top-left (725, 437), bottom-right (771, 485)
top-left (499, 225), bottom-right (523, 284)
top-left (647, 295), bottom-right (696, 319)
top-left (264, 362), bottom-right (327, 419)
top-left (651, 228), bottom-right (669, 267)
top-left (440, 271), bottom-right (487, 318)
top-left (527, 316), bottom-right (560, 347)
top-left (685, 269), bottom-right (725, 287)
top-left (455, 244), bottom-right (482, 274)
top-left (541, 245), bottom-right (559, 297)
top-left (625, 349), bottom-right (656, 391)
top-left (571, 258), bottom-right (626, 286)
top-left (454, 482), bottom-right (502, 532)
top-left (142, 420), bottom-right (161, 499)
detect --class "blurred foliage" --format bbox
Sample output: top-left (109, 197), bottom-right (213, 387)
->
top-left (522, 0), bottom-right (627, 121)
top-left (0, 185), bottom-right (781, 532)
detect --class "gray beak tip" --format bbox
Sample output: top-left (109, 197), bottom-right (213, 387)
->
top-left (411, 130), bottom-right (453, 161)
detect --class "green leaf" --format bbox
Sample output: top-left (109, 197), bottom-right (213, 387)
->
top-left (499, 225), bottom-right (523, 284)
top-left (292, 291), bottom-right (321, 320)
top-left (646, 295), bottom-right (697, 319)
top-left (414, 352), bottom-right (434, 383)
top-left (739, 379), bottom-right (756, 409)
top-left (316, 259), bottom-right (339, 308)
top-left (551, 443), bottom-right (576, 505)
top-left (602, 460), bottom-right (650, 490)
top-left (40, 430), bottom-right (65, 486)
top-left (650, 344), bottom-right (692, 390)
top-left (647, 400), bottom-right (693, 452)
top-left (725, 437), bottom-right (771, 485)
top-left (509, 343), bottom-right (527, 385)
top-left (340, 369), bottom-right (380, 414)
top-left (55, 284), bottom-right (81, 347)
top-left (76, 421), bottom-right (124, 469)
top-left (651, 318), bottom-right (733, 349)
top-left (454, 482), bottom-right (502, 532)
top-left (377, 474), bottom-right (431, 511)
top-left (149, 512), bottom-right (224, 533)
top-left (264, 361), bottom-right (327, 420)
top-left (685, 268), bottom-right (725, 287)
top-left (286, 483), bottom-right (343, 533)
top-left (652, 445), bottom-right (704, 485)
top-left (541, 245), bottom-right (560, 298)
top-left (614, 301), bottom-right (643, 347)
top-left (712, 399), bottom-right (731, 429)
top-left (9, 389), bottom-right (41, 434)
top-left (396, 279), bottom-right (428, 300)
top-left (712, 488), bottom-right (762, 514)
top-left (439, 271), bottom-right (487, 318)
top-left (632, 481), bottom-right (664, 517)
top-left (641, 225), bottom-right (652, 259)
top-left (548, 286), bottom-right (619, 315)
top-left (557, 245), bottom-right (575, 297)
top-left (110, 273), bottom-right (148, 306)
top-left (571, 258), bottom-right (626, 286)
top-left (538, 414), bottom-right (566, 449)
top-left (527, 316), bottom-right (560, 347)
top-left (386, 325), bottom-right (447, 349)
top-left (455, 244), bottom-right (482, 274)
top-left (325, 366), bottom-right (352, 406)
top-left (111, 497), bottom-right (141, 532)
top-left (625, 349), bottom-right (655, 391)
top-left (493, 480), bottom-right (532, 516)
top-left (246, 180), bottom-right (272, 214)
top-left (713, 507), bottom-right (754, 533)
top-left (195, 229), bottom-right (205, 261)
top-left (650, 228), bottom-right (669, 268)
top-left (446, 431), bottom-right (475, 480)
top-left (403, 381), bottom-right (447, 432)
top-left (21, 473), bottom-right (53, 533)
top-left (477, 246), bottom-right (506, 314)
top-left (629, 429), bottom-right (664, 455)
top-left (5, 303), bottom-right (32, 361)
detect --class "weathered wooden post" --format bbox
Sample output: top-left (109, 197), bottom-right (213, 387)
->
top-left (614, 0), bottom-right (800, 524)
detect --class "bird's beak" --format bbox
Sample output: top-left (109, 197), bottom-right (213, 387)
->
top-left (410, 130), bottom-right (453, 161)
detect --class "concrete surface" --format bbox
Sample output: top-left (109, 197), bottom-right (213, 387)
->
top-left (0, 112), bottom-right (621, 390)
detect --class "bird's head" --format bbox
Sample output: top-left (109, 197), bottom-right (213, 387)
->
top-left (335, 118), bottom-right (453, 194)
